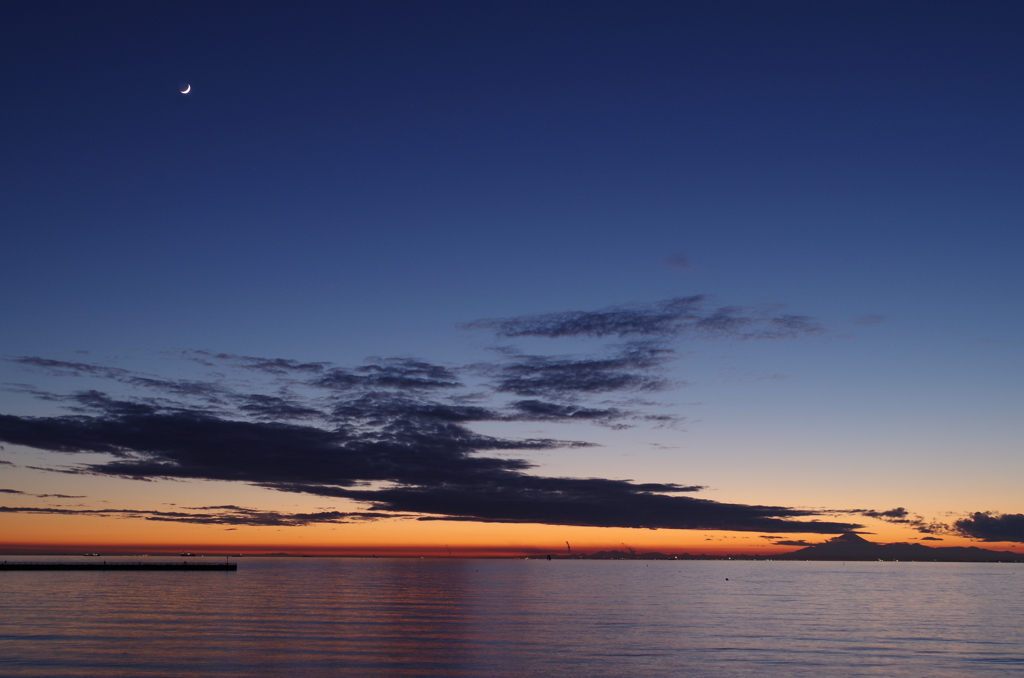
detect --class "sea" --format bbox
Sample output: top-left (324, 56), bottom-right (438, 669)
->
top-left (1, 555), bottom-right (1022, 677)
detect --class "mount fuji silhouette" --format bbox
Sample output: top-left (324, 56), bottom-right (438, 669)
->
top-left (776, 532), bottom-right (1023, 561)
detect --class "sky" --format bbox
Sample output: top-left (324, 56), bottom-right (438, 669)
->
top-left (1, 0), bottom-right (1022, 556)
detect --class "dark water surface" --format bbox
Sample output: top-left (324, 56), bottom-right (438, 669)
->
top-left (2, 556), bottom-right (1022, 677)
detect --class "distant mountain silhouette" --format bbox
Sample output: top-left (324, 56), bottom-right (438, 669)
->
top-left (775, 532), bottom-right (1023, 562)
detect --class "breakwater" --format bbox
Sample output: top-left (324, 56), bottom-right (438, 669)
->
top-left (1, 561), bottom-right (237, 571)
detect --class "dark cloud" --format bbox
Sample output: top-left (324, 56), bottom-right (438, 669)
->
top-left (0, 504), bottom-right (391, 527)
top-left (327, 392), bottom-right (499, 428)
top-left (483, 344), bottom-right (673, 397)
top-left (119, 376), bottom-right (230, 403)
top-left (0, 488), bottom-right (86, 499)
top-left (844, 506), bottom-right (950, 535)
top-left (912, 521), bottom-right (951, 535)
top-left (772, 539), bottom-right (814, 546)
top-left (0, 400), bottom-right (859, 533)
top-left (463, 297), bottom-right (824, 340)
top-left (15, 357), bottom-right (232, 405)
top-left (0, 397), bottom-right (570, 489)
top-left (235, 394), bottom-right (323, 421)
top-left (509, 400), bottom-right (625, 422)
top-left (314, 359), bottom-right (462, 392)
top-left (275, 479), bottom-right (856, 534)
top-left (0, 298), bottom-right (857, 535)
top-left (505, 400), bottom-right (681, 429)
top-left (860, 507), bottom-right (912, 522)
top-left (920, 536), bottom-right (942, 541)
top-left (64, 390), bottom-right (168, 417)
top-left (190, 351), bottom-right (328, 374)
top-left (13, 357), bottom-right (128, 379)
top-left (954, 512), bottom-right (1024, 543)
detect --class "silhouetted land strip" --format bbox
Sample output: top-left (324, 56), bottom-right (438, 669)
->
top-left (771, 532), bottom-right (1024, 562)
top-left (533, 533), bottom-right (1024, 562)
top-left (0, 561), bottom-right (237, 571)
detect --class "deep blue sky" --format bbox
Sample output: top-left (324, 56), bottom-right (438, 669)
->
top-left (2, 1), bottom-right (1022, 549)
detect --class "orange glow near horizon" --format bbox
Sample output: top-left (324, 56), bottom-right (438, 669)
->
top-left (2, 511), bottom-right (1018, 557)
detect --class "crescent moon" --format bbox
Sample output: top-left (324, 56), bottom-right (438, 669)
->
top-left (180, 84), bottom-right (191, 94)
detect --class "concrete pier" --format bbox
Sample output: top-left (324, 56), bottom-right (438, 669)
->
top-left (0, 561), bottom-right (237, 571)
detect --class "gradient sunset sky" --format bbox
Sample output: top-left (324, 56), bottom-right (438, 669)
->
top-left (2, 1), bottom-right (1022, 556)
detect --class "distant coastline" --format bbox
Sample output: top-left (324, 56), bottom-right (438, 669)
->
top-left (3, 533), bottom-right (1022, 562)
top-left (531, 532), bottom-right (1024, 562)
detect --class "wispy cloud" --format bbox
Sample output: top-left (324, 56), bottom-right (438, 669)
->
top-left (14, 357), bottom-right (231, 404)
top-left (187, 351), bottom-right (328, 374)
top-left (0, 488), bottom-right (85, 499)
top-left (462, 296), bottom-right (824, 340)
top-left (0, 504), bottom-right (392, 526)
top-left (480, 343), bottom-right (673, 397)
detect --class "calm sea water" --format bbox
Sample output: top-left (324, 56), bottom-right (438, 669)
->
top-left (1, 556), bottom-right (1022, 677)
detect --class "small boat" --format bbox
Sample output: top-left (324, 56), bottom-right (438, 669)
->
top-left (180, 552), bottom-right (197, 557)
